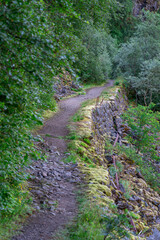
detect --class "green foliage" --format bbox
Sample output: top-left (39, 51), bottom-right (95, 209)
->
top-left (117, 145), bottom-right (160, 192)
top-left (115, 11), bottom-right (160, 77)
top-left (109, 161), bottom-right (123, 178)
top-left (0, 202), bottom-right (32, 240)
top-left (79, 141), bottom-right (88, 148)
top-left (55, 198), bottom-right (131, 240)
top-left (102, 213), bottom-right (131, 239)
top-left (72, 0), bottom-right (118, 30)
top-left (119, 180), bottom-right (131, 200)
top-left (114, 77), bottom-right (124, 86)
top-left (108, 0), bottom-right (138, 43)
top-left (66, 129), bottom-right (81, 141)
top-left (128, 211), bottom-right (140, 220)
top-left (109, 166), bottom-right (117, 177)
top-left (72, 111), bottom-right (84, 122)
top-left (114, 11), bottom-right (160, 107)
top-left (116, 161), bottom-right (124, 173)
top-left (64, 153), bottom-right (77, 164)
top-left (121, 105), bottom-right (160, 191)
top-left (83, 138), bottom-right (91, 145)
top-left (75, 25), bottom-right (117, 83)
top-left (123, 105), bottom-right (160, 158)
top-left (127, 57), bottom-right (160, 107)
top-left (56, 199), bottom-right (104, 240)
top-left (105, 104), bottom-right (160, 192)
top-left (0, 0), bottom-right (59, 218)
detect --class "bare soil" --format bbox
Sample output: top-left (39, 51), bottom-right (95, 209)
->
top-left (12, 81), bottom-right (113, 240)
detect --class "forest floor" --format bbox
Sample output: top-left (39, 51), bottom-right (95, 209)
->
top-left (12, 80), bottom-right (114, 240)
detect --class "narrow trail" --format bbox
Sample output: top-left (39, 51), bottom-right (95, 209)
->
top-left (39, 80), bottom-right (113, 153)
top-left (12, 81), bottom-right (113, 240)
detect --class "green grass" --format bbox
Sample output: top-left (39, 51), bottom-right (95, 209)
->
top-left (54, 197), bottom-right (104, 240)
top-left (101, 90), bottom-right (109, 98)
top-left (54, 196), bottom-right (131, 240)
top-left (82, 81), bottom-right (106, 90)
top-left (71, 111), bottom-right (84, 122)
top-left (114, 76), bottom-right (124, 86)
top-left (63, 153), bottom-right (77, 163)
top-left (66, 129), bottom-right (81, 141)
top-left (83, 138), bottom-right (91, 145)
top-left (81, 99), bottom-right (95, 108)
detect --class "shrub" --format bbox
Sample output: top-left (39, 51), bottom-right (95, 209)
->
top-left (114, 11), bottom-right (160, 107)
top-left (115, 11), bottom-right (160, 78)
top-left (103, 214), bottom-right (130, 240)
top-left (120, 105), bottom-right (160, 191)
top-left (127, 57), bottom-right (160, 107)
top-left (122, 104), bottom-right (160, 157)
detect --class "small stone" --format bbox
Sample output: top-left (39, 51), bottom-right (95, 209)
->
top-left (56, 177), bottom-right (61, 181)
top-left (34, 204), bottom-right (41, 211)
top-left (65, 172), bottom-right (72, 178)
top-left (48, 201), bottom-right (56, 205)
top-left (117, 201), bottom-right (129, 210)
top-left (42, 171), bottom-right (48, 177)
top-left (55, 151), bottom-right (60, 156)
top-left (129, 195), bottom-right (142, 202)
top-left (152, 201), bottom-right (160, 207)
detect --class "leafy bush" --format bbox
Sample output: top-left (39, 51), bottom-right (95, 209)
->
top-left (117, 145), bottom-right (160, 192)
top-left (115, 12), bottom-right (160, 108)
top-left (0, 0), bottom-right (59, 218)
top-left (123, 104), bottom-right (160, 157)
top-left (120, 105), bottom-right (160, 191)
top-left (115, 11), bottom-right (160, 78)
top-left (0, 0), bottom-right (80, 218)
top-left (103, 214), bottom-right (130, 240)
top-left (114, 11), bottom-right (160, 107)
top-left (127, 57), bottom-right (160, 107)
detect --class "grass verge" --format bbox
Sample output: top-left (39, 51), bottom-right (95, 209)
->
top-left (54, 196), bottom-right (104, 240)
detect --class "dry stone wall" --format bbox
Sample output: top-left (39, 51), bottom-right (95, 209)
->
top-left (91, 88), bottom-right (128, 158)
top-left (71, 86), bottom-right (160, 239)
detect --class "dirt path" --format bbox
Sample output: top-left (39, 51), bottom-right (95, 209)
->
top-left (12, 81), bottom-right (113, 240)
top-left (39, 80), bottom-right (113, 153)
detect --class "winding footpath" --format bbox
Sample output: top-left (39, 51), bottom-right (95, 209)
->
top-left (13, 81), bottom-right (113, 240)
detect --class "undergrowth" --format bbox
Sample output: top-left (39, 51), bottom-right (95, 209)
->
top-left (54, 196), bottom-right (130, 240)
top-left (118, 145), bottom-right (160, 193)
top-left (54, 196), bottom-right (103, 240)
top-left (0, 200), bottom-right (32, 240)
top-left (122, 104), bottom-right (160, 192)
top-left (72, 111), bottom-right (84, 122)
